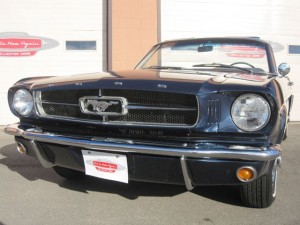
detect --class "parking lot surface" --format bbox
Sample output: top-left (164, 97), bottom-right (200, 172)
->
top-left (0, 124), bottom-right (300, 225)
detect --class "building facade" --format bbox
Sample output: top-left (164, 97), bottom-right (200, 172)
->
top-left (1, 0), bottom-right (299, 124)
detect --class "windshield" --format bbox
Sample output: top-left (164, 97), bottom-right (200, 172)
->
top-left (137, 40), bottom-right (270, 73)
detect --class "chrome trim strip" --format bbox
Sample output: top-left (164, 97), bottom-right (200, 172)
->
top-left (35, 101), bottom-right (79, 107)
top-left (5, 124), bottom-right (281, 162)
top-left (180, 156), bottom-right (194, 190)
top-left (34, 91), bottom-right (46, 116)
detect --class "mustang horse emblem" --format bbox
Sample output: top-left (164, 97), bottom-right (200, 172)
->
top-left (84, 100), bottom-right (118, 112)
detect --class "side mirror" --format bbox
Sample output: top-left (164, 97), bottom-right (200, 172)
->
top-left (278, 63), bottom-right (290, 76)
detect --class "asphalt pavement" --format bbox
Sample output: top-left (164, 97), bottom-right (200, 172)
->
top-left (0, 124), bottom-right (300, 225)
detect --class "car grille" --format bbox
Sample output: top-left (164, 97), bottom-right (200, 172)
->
top-left (34, 89), bottom-right (199, 127)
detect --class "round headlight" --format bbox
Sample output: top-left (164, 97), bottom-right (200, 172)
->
top-left (13, 89), bottom-right (34, 116)
top-left (231, 94), bottom-right (271, 132)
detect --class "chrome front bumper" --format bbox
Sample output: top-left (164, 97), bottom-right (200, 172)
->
top-left (5, 123), bottom-right (281, 161)
top-left (4, 123), bottom-right (282, 190)
top-left (4, 124), bottom-right (281, 161)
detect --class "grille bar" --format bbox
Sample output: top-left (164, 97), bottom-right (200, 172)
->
top-left (34, 89), bottom-right (199, 127)
top-left (127, 105), bottom-right (197, 111)
top-left (35, 101), bottom-right (79, 107)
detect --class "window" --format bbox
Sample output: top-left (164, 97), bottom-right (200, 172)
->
top-left (66, 41), bottom-right (97, 50)
top-left (289, 45), bottom-right (300, 54)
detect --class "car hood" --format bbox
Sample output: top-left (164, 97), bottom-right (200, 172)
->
top-left (22, 69), bottom-right (272, 95)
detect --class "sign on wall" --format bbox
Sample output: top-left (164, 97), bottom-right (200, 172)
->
top-left (0, 32), bottom-right (59, 56)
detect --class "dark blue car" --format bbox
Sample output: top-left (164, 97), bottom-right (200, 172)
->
top-left (5, 37), bottom-right (293, 208)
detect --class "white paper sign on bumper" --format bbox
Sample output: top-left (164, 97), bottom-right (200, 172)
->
top-left (82, 150), bottom-right (128, 183)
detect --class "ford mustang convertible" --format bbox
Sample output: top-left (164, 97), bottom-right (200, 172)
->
top-left (5, 37), bottom-right (293, 208)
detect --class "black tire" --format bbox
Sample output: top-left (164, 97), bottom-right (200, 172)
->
top-left (53, 166), bottom-right (85, 180)
top-left (240, 161), bottom-right (278, 208)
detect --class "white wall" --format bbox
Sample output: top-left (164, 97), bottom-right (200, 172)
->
top-left (0, 0), bottom-right (106, 124)
top-left (161, 0), bottom-right (300, 121)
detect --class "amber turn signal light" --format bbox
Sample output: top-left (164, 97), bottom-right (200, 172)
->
top-left (16, 142), bottom-right (27, 154)
top-left (236, 167), bottom-right (257, 182)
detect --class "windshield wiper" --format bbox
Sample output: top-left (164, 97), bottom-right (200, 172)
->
top-left (251, 71), bottom-right (277, 77)
top-left (143, 65), bottom-right (183, 70)
top-left (192, 63), bottom-right (252, 73)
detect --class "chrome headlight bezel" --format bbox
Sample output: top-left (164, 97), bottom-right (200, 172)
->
top-left (231, 93), bottom-right (271, 132)
top-left (12, 89), bottom-right (34, 117)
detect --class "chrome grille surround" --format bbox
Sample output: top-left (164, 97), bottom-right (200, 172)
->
top-left (34, 89), bottom-right (199, 127)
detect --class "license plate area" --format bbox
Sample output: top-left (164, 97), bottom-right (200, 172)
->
top-left (81, 150), bottom-right (128, 183)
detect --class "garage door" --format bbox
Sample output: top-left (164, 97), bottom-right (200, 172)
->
top-left (0, 0), bottom-right (107, 125)
top-left (161, 0), bottom-right (300, 121)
